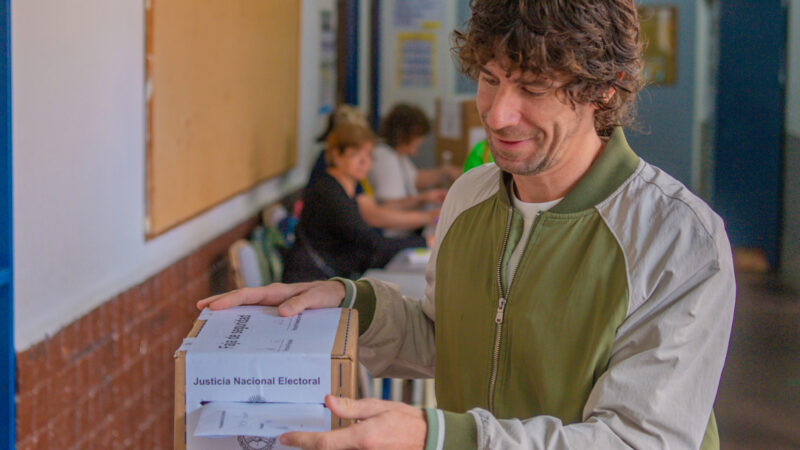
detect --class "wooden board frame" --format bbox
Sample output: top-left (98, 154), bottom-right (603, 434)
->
top-left (145, 0), bottom-right (301, 237)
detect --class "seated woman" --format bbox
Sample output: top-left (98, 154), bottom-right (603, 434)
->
top-left (368, 103), bottom-right (461, 211)
top-left (308, 104), bottom-right (439, 232)
top-left (283, 122), bottom-right (426, 283)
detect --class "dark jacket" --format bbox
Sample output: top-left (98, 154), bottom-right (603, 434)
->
top-left (282, 172), bottom-right (425, 282)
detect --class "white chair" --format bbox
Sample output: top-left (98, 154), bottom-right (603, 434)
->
top-left (229, 239), bottom-right (264, 288)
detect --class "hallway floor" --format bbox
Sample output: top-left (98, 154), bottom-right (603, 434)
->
top-left (715, 273), bottom-right (800, 449)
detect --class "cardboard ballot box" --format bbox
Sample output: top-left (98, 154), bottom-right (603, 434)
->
top-left (174, 306), bottom-right (358, 450)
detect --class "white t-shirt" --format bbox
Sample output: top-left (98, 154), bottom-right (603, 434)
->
top-left (368, 143), bottom-right (419, 201)
top-left (506, 191), bottom-right (562, 285)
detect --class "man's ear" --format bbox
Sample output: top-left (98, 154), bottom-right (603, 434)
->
top-left (593, 72), bottom-right (623, 109)
top-left (591, 87), bottom-right (616, 110)
top-left (604, 86), bottom-right (617, 102)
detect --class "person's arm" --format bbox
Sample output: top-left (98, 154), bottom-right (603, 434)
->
top-left (357, 194), bottom-right (436, 229)
top-left (375, 188), bottom-right (446, 211)
top-left (415, 166), bottom-right (460, 191)
top-left (421, 231), bottom-right (736, 449)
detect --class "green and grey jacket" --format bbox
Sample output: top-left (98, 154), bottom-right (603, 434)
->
top-left (338, 129), bottom-right (735, 449)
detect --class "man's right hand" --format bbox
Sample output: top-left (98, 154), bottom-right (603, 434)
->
top-left (195, 280), bottom-right (347, 317)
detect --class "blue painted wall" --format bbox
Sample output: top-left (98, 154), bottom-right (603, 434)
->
top-left (625, 0), bottom-right (697, 188)
top-left (714, 0), bottom-right (785, 268)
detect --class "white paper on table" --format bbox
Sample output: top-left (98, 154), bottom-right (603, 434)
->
top-left (385, 248), bottom-right (430, 272)
top-left (194, 402), bottom-right (330, 438)
top-left (439, 99), bottom-right (462, 139)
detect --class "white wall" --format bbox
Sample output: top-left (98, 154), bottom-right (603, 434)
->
top-left (12, 1), bottom-right (325, 350)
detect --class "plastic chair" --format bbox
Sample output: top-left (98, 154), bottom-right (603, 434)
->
top-left (228, 239), bottom-right (264, 288)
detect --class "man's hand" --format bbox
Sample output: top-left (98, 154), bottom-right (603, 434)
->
top-left (280, 395), bottom-right (427, 449)
top-left (195, 281), bottom-right (346, 316)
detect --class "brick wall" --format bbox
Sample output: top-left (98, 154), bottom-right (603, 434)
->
top-left (15, 216), bottom-right (259, 449)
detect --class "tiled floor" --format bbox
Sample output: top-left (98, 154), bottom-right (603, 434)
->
top-left (715, 273), bottom-right (800, 449)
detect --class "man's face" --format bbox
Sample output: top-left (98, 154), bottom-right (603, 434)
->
top-left (476, 60), bottom-right (597, 176)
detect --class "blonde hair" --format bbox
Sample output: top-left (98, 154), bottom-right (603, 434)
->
top-left (324, 122), bottom-right (376, 166)
top-left (316, 104), bottom-right (369, 142)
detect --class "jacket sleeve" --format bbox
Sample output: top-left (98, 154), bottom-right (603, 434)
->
top-left (424, 225), bottom-right (736, 450)
top-left (336, 272), bottom-right (437, 380)
top-left (333, 174), bottom-right (465, 378)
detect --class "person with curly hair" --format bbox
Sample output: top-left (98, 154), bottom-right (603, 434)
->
top-left (368, 103), bottom-right (460, 213)
top-left (198, 1), bottom-right (734, 449)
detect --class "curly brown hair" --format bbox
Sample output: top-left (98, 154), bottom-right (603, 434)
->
top-left (378, 104), bottom-right (431, 148)
top-left (453, 0), bottom-right (644, 136)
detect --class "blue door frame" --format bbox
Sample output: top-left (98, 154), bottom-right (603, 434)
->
top-left (713, 0), bottom-right (786, 269)
top-left (0, 0), bottom-right (13, 446)
top-left (342, 0), bottom-right (360, 106)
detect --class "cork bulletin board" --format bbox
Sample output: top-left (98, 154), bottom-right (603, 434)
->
top-left (145, 1), bottom-right (301, 237)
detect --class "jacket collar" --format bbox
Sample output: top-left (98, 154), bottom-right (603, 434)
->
top-left (498, 128), bottom-right (640, 213)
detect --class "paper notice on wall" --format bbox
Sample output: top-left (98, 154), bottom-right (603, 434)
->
top-left (439, 99), bottom-right (462, 139)
top-left (393, 0), bottom-right (442, 29)
top-left (195, 402), bottom-right (330, 438)
top-left (396, 32), bottom-right (435, 88)
top-left (318, 7), bottom-right (337, 115)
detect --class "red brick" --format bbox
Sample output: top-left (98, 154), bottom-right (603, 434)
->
top-left (74, 396), bottom-right (91, 439)
top-left (119, 328), bottom-right (137, 363)
top-left (15, 392), bottom-right (33, 440)
top-left (95, 416), bottom-right (116, 448)
top-left (187, 251), bottom-right (207, 279)
top-left (110, 407), bottom-right (133, 445)
top-left (107, 337), bottom-right (121, 378)
top-left (121, 289), bottom-right (139, 332)
top-left (174, 256), bottom-right (190, 290)
top-left (87, 386), bottom-right (113, 429)
top-left (44, 369), bottom-right (73, 422)
top-left (162, 264), bottom-right (179, 299)
top-left (16, 435), bottom-right (35, 450)
top-left (48, 410), bottom-right (77, 447)
top-left (16, 343), bottom-right (48, 395)
top-left (78, 314), bottom-right (95, 354)
top-left (142, 276), bottom-right (159, 312)
top-left (30, 385), bottom-right (49, 433)
top-left (59, 320), bottom-right (82, 363)
top-left (36, 428), bottom-right (52, 447)
top-left (109, 292), bottom-right (128, 334)
top-left (44, 333), bottom-right (65, 371)
top-left (96, 300), bottom-right (115, 341)
top-left (74, 356), bottom-right (90, 396)
top-left (90, 302), bottom-right (109, 343)
top-left (99, 339), bottom-right (117, 379)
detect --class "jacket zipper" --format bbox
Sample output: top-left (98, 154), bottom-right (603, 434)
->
top-left (488, 206), bottom-right (513, 413)
top-left (488, 205), bottom-right (541, 413)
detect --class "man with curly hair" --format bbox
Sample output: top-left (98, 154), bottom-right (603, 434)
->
top-left (198, 1), bottom-right (734, 448)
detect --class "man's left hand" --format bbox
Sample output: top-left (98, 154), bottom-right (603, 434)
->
top-left (280, 395), bottom-right (427, 449)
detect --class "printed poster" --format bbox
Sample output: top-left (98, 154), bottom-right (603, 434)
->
top-left (396, 32), bottom-right (436, 88)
